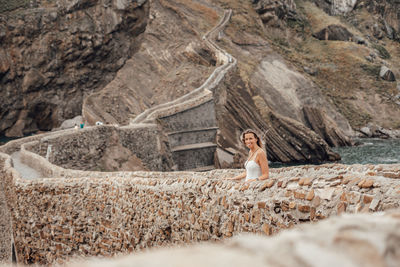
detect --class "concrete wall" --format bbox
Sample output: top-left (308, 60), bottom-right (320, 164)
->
top-left (1, 155), bottom-right (399, 265)
top-left (172, 144), bottom-right (216, 170)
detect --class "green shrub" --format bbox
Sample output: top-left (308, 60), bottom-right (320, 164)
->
top-left (360, 64), bottom-right (381, 78)
top-left (372, 44), bottom-right (391, 59)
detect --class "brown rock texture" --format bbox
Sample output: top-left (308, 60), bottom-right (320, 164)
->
top-left (82, 0), bottom-right (218, 126)
top-left (0, 0), bottom-right (149, 137)
top-left (303, 106), bottom-right (353, 147)
top-left (65, 210), bottom-right (400, 267)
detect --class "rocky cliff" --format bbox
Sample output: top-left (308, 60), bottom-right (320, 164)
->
top-left (1, 0), bottom-right (400, 164)
top-left (0, 0), bottom-right (148, 137)
top-left (259, 0), bottom-right (400, 132)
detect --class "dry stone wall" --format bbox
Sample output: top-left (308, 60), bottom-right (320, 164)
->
top-left (66, 210), bottom-right (400, 267)
top-left (1, 151), bottom-right (399, 265)
top-left (23, 125), bottom-right (167, 172)
top-left (0, 158), bottom-right (12, 264)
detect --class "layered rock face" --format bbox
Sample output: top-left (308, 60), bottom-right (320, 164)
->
top-left (0, 0), bottom-right (149, 137)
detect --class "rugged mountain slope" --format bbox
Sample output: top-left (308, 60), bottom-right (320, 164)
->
top-left (1, 0), bottom-right (399, 164)
top-left (82, 0), bottom-right (220, 125)
top-left (0, 0), bottom-right (148, 137)
top-left (257, 0), bottom-right (400, 131)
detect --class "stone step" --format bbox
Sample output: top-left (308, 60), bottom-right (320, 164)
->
top-left (167, 127), bottom-right (218, 148)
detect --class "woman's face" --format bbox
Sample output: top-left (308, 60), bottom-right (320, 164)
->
top-left (244, 133), bottom-right (258, 149)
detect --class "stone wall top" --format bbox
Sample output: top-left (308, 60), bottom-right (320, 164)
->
top-left (1, 149), bottom-right (399, 264)
top-left (65, 209), bottom-right (400, 267)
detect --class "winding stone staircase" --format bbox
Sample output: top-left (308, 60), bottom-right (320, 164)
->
top-left (130, 10), bottom-right (236, 171)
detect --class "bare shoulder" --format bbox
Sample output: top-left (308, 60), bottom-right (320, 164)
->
top-left (256, 149), bottom-right (267, 159)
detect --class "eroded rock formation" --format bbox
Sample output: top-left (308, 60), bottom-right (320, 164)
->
top-left (314, 0), bottom-right (358, 15)
top-left (362, 0), bottom-right (400, 41)
top-left (252, 0), bottom-right (298, 26)
top-left (303, 106), bottom-right (353, 147)
top-left (0, 0), bottom-right (149, 137)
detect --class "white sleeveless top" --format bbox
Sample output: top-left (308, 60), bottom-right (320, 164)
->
top-left (245, 149), bottom-right (262, 181)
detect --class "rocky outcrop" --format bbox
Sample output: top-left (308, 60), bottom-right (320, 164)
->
top-left (252, 0), bottom-right (298, 26)
top-left (313, 0), bottom-right (357, 15)
top-left (362, 0), bottom-right (400, 41)
top-left (214, 70), bottom-right (341, 164)
top-left (249, 54), bottom-right (354, 139)
top-left (358, 123), bottom-right (400, 138)
top-left (303, 106), bottom-right (353, 147)
top-left (313, 24), bottom-right (354, 41)
top-left (0, 0), bottom-right (149, 137)
top-left (315, 0), bottom-right (400, 41)
top-left (380, 66), bottom-right (396, 81)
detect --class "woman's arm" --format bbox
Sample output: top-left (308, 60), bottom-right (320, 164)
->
top-left (257, 151), bottom-right (269, 180)
top-left (226, 171), bottom-right (246, 180)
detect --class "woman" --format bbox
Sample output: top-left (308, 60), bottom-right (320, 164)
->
top-left (227, 129), bottom-right (269, 182)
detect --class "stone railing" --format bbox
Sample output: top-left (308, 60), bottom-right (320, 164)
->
top-left (1, 153), bottom-right (399, 264)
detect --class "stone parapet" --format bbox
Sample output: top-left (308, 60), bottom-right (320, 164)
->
top-left (1, 152), bottom-right (399, 264)
top-left (0, 154), bottom-right (13, 264)
top-left (66, 210), bottom-right (400, 267)
top-left (19, 125), bottom-right (167, 173)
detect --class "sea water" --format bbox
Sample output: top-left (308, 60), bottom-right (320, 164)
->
top-left (332, 138), bottom-right (400, 165)
top-left (269, 138), bottom-right (400, 168)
